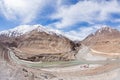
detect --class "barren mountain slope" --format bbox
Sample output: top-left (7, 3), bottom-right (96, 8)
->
top-left (0, 25), bottom-right (80, 62)
top-left (82, 27), bottom-right (120, 55)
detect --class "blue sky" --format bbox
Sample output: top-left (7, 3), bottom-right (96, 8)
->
top-left (0, 0), bottom-right (120, 40)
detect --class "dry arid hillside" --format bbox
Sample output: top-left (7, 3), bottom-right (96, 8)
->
top-left (0, 26), bottom-right (120, 80)
top-left (82, 27), bottom-right (120, 56)
top-left (0, 26), bottom-right (80, 62)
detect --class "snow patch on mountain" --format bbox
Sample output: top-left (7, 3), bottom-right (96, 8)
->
top-left (0, 24), bottom-right (64, 37)
top-left (0, 24), bottom-right (79, 41)
top-left (97, 26), bottom-right (113, 33)
top-left (1, 24), bottom-right (116, 41)
top-left (0, 25), bottom-right (38, 37)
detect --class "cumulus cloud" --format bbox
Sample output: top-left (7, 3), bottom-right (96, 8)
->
top-left (51, 0), bottom-right (120, 28)
top-left (0, 0), bottom-right (59, 24)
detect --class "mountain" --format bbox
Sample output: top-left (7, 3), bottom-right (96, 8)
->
top-left (0, 25), bottom-right (64, 46)
top-left (0, 25), bottom-right (80, 62)
top-left (82, 26), bottom-right (120, 55)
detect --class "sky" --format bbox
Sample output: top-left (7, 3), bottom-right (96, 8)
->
top-left (0, 0), bottom-right (120, 40)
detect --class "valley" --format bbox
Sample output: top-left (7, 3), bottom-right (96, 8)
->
top-left (0, 25), bottom-right (120, 80)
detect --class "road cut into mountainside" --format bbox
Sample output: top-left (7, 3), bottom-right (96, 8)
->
top-left (91, 49), bottom-right (120, 57)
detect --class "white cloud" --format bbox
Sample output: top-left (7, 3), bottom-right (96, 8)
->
top-left (0, 0), bottom-right (120, 41)
top-left (64, 25), bottom-right (108, 40)
top-left (0, 0), bottom-right (57, 24)
top-left (51, 0), bottom-right (120, 28)
top-left (47, 24), bottom-right (99, 41)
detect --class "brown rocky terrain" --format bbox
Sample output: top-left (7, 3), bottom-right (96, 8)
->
top-left (0, 26), bottom-right (120, 80)
top-left (0, 26), bottom-right (80, 62)
top-left (82, 27), bottom-right (120, 56)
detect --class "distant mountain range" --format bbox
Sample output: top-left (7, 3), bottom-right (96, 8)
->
top-left (0, 25), bottom-right (120, 61)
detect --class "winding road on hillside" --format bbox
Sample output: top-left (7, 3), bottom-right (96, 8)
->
top-left (91, 49), bottom-right (120, 56)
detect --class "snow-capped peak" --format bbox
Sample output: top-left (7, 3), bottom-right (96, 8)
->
top-left (0, 25), bottom-right (38, 36)
top-left (0, 24), bottom-right (64, 37)
top-left (97, 26), bottom-right (113, 33)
